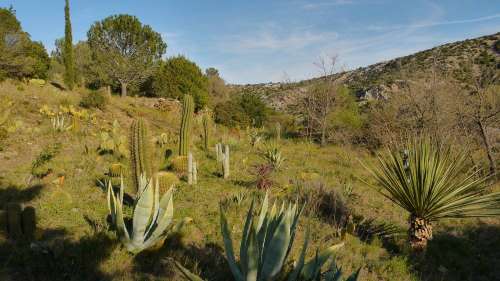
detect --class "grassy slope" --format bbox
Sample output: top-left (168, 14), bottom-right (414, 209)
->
top-left (0, 81), bottom-right (499, 281)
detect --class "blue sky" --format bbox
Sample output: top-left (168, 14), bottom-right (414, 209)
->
top-left (2, 0), bottom-right (500, 84)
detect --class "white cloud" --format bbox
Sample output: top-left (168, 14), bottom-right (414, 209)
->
top-left (366, 13), bottom-right (500, 31)
top-left (220, 24), bottom-right (338, 53)
top-left (302, 0), bottom-right (354, 10)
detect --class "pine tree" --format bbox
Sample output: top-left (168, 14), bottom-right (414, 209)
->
top-left (63, 0), bottom-right (75, 90)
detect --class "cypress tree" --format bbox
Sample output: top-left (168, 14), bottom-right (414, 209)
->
top-left (63, 0), bottom-right (75, 90)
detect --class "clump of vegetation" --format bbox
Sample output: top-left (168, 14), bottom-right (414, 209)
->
top-left (214, 93), bottom-right (269, 128)
top-left (79, 91), bottom-right (108, 110)
top-left (98, 120), bottom-right (127, 157)
top-left (261, 144), bottom-right (286, 171)
top-left (31, 143), bottom-right (61, 178)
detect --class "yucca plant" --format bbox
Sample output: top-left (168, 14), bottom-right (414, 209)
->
top-left (176, 193), bottom-right (360, 281)
top-left (364, 138), bottom-right (500, 250)
top-left (262, 145), bottom-right (286, 171)
top-left (107, 175), bottom-right (188, 254)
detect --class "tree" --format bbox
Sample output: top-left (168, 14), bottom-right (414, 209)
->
top-left (365, 138), bottom-right (500, 250)
top-left (87, 14), bottom-right (166, 97)
top-left (148, 56), bottom-right (208, 110)
top-left (206, 67), bottom-right (230, 105)
top-left (0, 7), bottom-right (50, 80)
top-left (63, 0), bottom-right (75, 89)
top-left (214, 93), bottom-right (269, 128)
top-left (297, 55), bottom-right (340, 146)
top-left (455, 53), bottom-right (500, 177)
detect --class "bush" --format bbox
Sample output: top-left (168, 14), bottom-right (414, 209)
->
top-left (144, 55), bottom-right (208, 111)
top-left (214, 93), bottom-right (269, 128)
top-left (80, 91), bottom-right (107, 110)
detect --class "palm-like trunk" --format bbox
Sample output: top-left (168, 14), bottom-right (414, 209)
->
top-left (408, 215), bottom-right (433, 250)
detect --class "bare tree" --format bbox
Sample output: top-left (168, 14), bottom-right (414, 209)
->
top-left (455, 56), bottom-right (499, 177)
top-left (299, 55), bottom-right (341, 146)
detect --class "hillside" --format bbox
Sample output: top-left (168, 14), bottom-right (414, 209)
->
top-left (232, 32), bottom-right (500, 111)
top-left (0, 81), bottom-right (499, 280)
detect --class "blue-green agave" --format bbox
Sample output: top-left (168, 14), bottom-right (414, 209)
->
top-left (176, 192), bottom-right (360, 280)
top-left (107, 175), bottom-right (187, 254)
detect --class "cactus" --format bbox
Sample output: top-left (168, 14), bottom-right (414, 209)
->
top-left (109, 163), bottom-right (124, 177)
top-left (202, 113), bottom-right (209, 151)
top-left (21, 206), bottom-right (36, 240)
top-left (188, 152), bottom-right (193, 185)
top-left (171, 155), bottom-right (188, 174)
top-left (179, 95), bottom-right (194, 156)
top-left (6, 203), bottom-right (22, 239)
top-left (193, 161), bottom-right (198, 185)
top-left (130, 118), bottom-right (151, 195)
top-left (156, 172), bottom-right (180, 193)
top-left (215, 143), bottom-right (222, 162)
top-left (222, 144), bottom-right (230, 179)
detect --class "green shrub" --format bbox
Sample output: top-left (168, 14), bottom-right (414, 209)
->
top-left (80, 91), bottom-right (107, 110)
top-left (214, 93), bottom-right (269, 128)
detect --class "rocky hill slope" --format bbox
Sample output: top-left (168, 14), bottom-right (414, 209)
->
top-left (232, 32), bottom-right (500, 111)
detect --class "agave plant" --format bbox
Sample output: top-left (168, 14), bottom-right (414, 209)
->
top-left (364, 139), bottom-right (500, 250)
top-left (176, 193), bottom-right (360, 281)
top-left (262, 145), bottom-right (286, 171)
top-left (107, 175), bottom-right (187, 254)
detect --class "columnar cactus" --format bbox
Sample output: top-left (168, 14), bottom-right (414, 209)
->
top-left (222, 144), bottom-right (230, 179)
top-left (179, 95), bottom-right (194, 156)
top-left (193, 161), bottom-right (198, 185)
top-left (202, 113), bottom-right (209, 151)
top-left (130, 118), bottom-right (151, 195)
top-left (215, 143), bottom-right (222, 162)
top-left (188, 152), bottom-right (194, 185)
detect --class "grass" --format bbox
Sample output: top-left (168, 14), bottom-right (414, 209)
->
top-left (0, 80), bottom-right (499, 280)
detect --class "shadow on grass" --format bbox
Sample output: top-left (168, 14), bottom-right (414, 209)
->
top-left (0, 226), bottom-right (119, 281)
top-left (0, 183), bottom-right (119, 280)
top-left (134, 233), bottom-right (230, 280)
top-left (0, 183), bottom-right (44, 207)
top-left (412, 223), bottom-right (500, 281)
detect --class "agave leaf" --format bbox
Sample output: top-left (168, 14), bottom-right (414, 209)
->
top-left (345, 268), bottom-right (361, 281)
top-left (287, 230), bottom-right (310, 281)
top-left (114, 183), bottom-right (130, 241)
top-left (244, 224), bottom-right (259, 281)
top-left (147, 188), bottom-right (174, 242)
top-left (220, 205), bottom-right (244, 281)
top-left (256, 192), bottom-right (269, 231)
top-left (301, 243), bottom-right (344, 279)
top-left (174, 261), bottom-right (206, 281)
top-left (240, 198), bottom-right (255, 277)
top-left (131, 176), bottom-right (154, 247)
top-left (260, 209), bottom-right (292, 280)
top-left (145, 179), bottom-right (161, 237)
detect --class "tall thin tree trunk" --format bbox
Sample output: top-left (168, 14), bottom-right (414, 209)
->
top-left (121, 82), bottom-right (128, 97)
top-left (478, 120), bottom-right (497, 177)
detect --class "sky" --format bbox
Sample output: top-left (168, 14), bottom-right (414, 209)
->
top-left (2, 0), bottom-right (500, 84)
